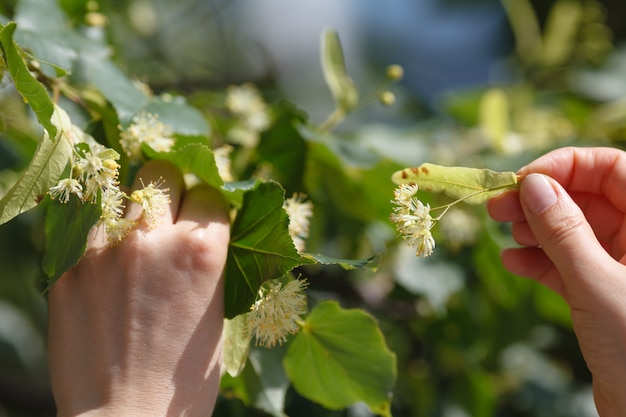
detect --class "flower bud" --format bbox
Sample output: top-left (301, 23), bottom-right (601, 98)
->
top-left (379, 91), bottom-right (396, 106)
top-left (386, 64), bottom-right (404, 81)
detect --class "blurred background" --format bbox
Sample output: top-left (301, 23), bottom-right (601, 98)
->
top-left (1, 0), bottom-right (626, 415)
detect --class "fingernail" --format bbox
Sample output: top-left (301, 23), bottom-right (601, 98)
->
top-left (522, 174), bottom-right (557, 214)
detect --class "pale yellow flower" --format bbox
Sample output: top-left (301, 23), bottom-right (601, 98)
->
top-left (213, 145), bottom-right (234, 182)
top-left (119, 112), bottom-right (175, 160)
top-left (49, 178), bottom-right (83, 203)
top-left (99, 187), bottom-right (134, 244)
top-left (225, 83), bottom-right (271, 147)
top-left (247, 278), bottom-right (308, 348)
top-left (129, 178), bottom-right (170, 228)
top-left (390, 184), bottom-right (436, 257)
top-left (283, 193), bottom-right (313, 253)
top-left (74, 146), bottom-right (120, 203)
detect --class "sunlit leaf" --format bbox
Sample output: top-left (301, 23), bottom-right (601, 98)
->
top-left (391, 163), bottom-right (520, 204)
top-left (144, 142), bottom-right (223, 189)
top-left (224, 181), bottom-right (315, 318)
top-left (0, 22), bottom-right (56, 138)
top-left (284, 301), bottom-right (396, 417)
top-left (0, 105), bottom-right (73, 225)
top-left (321, 29), bottom-right (358, 112)
top-left (42, 193), bottom-right (101, 288)
top-left (222, 314), bottom-right (251, 378)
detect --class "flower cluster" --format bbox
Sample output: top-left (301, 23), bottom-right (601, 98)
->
top-left (247, 278), bottom-right (309, 348)
top-left (48, 127), bottom-right (170, 244)
top-left (283, 193), bottom-right (313, 253)
top-left (225, 83), bottom-right (271, 147)
top-left (119, 111), bottom-right (175, 161)
top-left (389, 184), bottom-right (436, 257)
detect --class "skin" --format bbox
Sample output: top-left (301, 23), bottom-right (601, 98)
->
top-left (47, 160), bottom-right (230, 417)
top-left (487, 147), bottom-right (626, 417)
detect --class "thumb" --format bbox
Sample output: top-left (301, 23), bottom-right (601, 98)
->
top-left (519, 173), bottom-right (612, 296)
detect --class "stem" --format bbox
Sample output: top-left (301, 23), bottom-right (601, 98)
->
top-left (318, 107), bottom-right (346, 134)
top-left (430, 181), bottom-right (521, 215)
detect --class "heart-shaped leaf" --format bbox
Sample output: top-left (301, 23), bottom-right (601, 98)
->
top-left (284, 301), bottom-right (396, 416)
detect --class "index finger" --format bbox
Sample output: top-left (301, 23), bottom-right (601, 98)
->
top-left (519, 147), bottom-right (626, 212)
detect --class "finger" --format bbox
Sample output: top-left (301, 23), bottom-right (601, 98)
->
top-left (519, 173), bottom-right (615, 301)
top-left (176, 184), bottom-right (229, 227)
top-left (500, 247), bottom-right (568, 299)
top-left (487, 190), bottom-right (524, 222)
top-left (519, 147), bottom-right (626, 212)
top-left (510, 220), bottom-right (538, 246)
top-left (125, 160), bottom-right (185, 224)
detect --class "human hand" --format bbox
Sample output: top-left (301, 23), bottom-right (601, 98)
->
top-left (47, 160), bottom-right (230, 417)
top-left (487, 146), bottom-right (626, 417)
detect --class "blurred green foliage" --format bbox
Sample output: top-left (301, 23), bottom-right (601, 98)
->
top-left (1, 0), bottom-right (626, 416)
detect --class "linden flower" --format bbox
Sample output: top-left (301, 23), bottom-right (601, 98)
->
top-left (213, 145), bottom-right (234, 182)
top-left (119, 112), bottom-right (175, 160)
top-left (247, 278), bottom-right (309, 348)
top-left (99, 187), bottom-right (135, 244)
top-left (225, 83), bottom-right (270, 147)
top-left (49, 178), bottom-right (83, 203)
top-left (74, 146), bottom-right (121, 203)
top-left (390, 184), bottom-right (436, 257)
top-left (129, 178), bottom-right (170, 228)
top-left (225, 83), bottom-right (266, 116)
top-left (283, 193), bottom-right (313, 253)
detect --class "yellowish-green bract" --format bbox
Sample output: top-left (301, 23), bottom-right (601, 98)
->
top-left (392, 163), bottom-right (520, 204)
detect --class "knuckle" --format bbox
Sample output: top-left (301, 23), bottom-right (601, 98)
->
top-left (543, 212), bottom-right (587, 248)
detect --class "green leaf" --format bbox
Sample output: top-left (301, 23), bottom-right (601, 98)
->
top-left (222, 314), bottom-right (251, 377)
top-left (321, 29), bottom-right (359, 112)
top-left (0, 105), bottom-right (74, 225)
top-left (13, 0), bottom-right (110, 77)
top-left (0, 22), bottom-right (56, 138)
top-left (391, 163), bottom-right (520, 204)
top-left (88, 60), bottom-right (148, 124)
top-left (221, 346), bottom-right (290, 417)
top-left (141, 98), bottom-right (211, 137)
top-left (14, 0), bottom-right (66, 33)
top-left (303, 253), bottom-right (378, 270)
top-left (284, 301), bottom-right (396, 416)
top-left (144, 142), bottom-right (223, 189)
top-left (256, 101), bottom-right (308, 194)
top-left (224, 181), bottom-right (315, 318)
top-left (42, 194), bottom-right (101, 287)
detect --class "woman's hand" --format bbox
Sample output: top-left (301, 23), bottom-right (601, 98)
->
top-left (487, 147), bottom-right (626, 417)
top-left (47, 160), bottom-right (230, 417)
